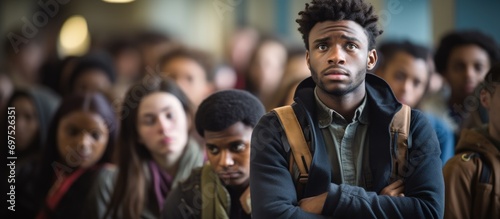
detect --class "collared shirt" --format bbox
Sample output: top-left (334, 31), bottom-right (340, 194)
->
top-left (315, 87), bottom-right (371, 187)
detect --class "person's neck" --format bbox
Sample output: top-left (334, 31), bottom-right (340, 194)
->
top-left (317, 85), bottom-right (366, 121)
top-left (152, 153), bottom-right (178, 176)
top-left (226, 180), bottom-right (249, 196)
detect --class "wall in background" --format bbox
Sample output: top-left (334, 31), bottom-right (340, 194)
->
top-left (455, 0), bottom-right (500, 44)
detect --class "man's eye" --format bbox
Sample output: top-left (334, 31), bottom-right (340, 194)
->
top-left (231, 143), bottom-right (246, 152)
top-left (346, 43), bottom-right (358, 50)
top-left (207, 145), bottom-right (220, 154)
top-left (318, 44), bottom-right (328, 51)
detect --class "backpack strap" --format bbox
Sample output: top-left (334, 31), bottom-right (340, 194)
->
top-left (273, 106), bottom-right (312, 193)
top-left (461, 153), bottom-right (492, 184)
top-left (390, 104), bottom-right (411, 182)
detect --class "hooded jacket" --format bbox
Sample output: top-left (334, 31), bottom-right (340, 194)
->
top-left (250, 74), bottom-right (444, 218)
top-left (443, 128), bottom-right (500, 219)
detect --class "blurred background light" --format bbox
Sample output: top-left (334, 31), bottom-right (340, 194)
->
top-left (102, 0), bottom-right (135, 3)
top-left (58, 15), bottom-right (90, 57)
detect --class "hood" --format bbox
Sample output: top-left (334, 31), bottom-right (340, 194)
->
top-left (294, 73), bottom-right (401, 118)
top-left (292, 73), bottom-right (406, 192)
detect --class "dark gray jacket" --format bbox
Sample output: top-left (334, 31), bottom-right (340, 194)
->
top-left (250, 74), bottom-right (444, 218)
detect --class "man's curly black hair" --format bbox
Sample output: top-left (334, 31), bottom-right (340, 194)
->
top-left (195, 89), bottom-right (265, 137)
top-left (434, 30), bottom-right (500, 74)
top-left (296, 0), bottom-right (383, 50)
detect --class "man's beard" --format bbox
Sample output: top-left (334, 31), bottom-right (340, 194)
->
top-left (310, 66), bottom-right (366, 97)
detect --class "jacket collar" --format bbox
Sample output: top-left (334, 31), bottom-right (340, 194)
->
top-left (293, 73), bottom-right (404, 191)
top-left (294, 73), bottom-right (401, 117)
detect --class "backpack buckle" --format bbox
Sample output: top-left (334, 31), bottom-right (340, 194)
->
top-left (298, 173), bottom-right (309, 184)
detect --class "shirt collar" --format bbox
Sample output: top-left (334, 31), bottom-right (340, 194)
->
top-left (314, 87), bottom-right (369, 128)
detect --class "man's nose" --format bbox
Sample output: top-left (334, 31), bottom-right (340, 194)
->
top-left (327, 45), bottom-right (346, 65)
top-left (219, 150), bottom-right (235, 168)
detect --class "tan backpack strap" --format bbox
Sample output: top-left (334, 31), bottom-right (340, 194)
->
top-left (273, 106), bottom-right (312, 181)
top-left (390, 104), bottom-right (411, 182)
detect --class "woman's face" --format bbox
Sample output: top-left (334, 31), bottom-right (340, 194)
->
top-left (137, 92), bottom-right (189, 164)
top-left (250, 41), bottom-right (287, 95)
top-left (12, 96), bottom-right (39, 152)
top-left (57, 111), bottom-right (110, 169)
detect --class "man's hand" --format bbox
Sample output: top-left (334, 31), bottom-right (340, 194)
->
top-left (300, 180), bottom-right (404, 214)
top-left (299, 192), bottom-right (328, 214)
top-left (380, 179), bottom-right (405, 197)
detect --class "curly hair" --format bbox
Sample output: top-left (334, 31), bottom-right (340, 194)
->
top-left (296, 0), bottom-right (383, 50)
top-left (195, 89), bottom-right (265, 137)
top-left (434, 30), bottom-right (500, 74)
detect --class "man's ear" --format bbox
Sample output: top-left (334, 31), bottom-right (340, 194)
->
top-left (306, 50), bottom-right (310, 69)
top-left (480, 89), bottom-right (491, 110)
top-left (367, 49), bottom-right (378, 70)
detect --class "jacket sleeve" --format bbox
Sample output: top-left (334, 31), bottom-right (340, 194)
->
top-left (442, 154), bottom-right (474, 219)
top-left (81, 166), bottom-right (117, 219)
top-left (162, 184), bottom-right (197, 219)
top-left (321, 110), bottom-right (444, 218)
top-left (250, 113), bottom-right (330, 219)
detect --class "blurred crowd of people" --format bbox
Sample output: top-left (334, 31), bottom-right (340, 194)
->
top-left (1, 7), bottom-right (500, 217)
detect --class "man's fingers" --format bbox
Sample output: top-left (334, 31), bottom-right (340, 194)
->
top-left (380, 180), bottom-right (405, 196)
top-left (387, 179), bottom-right (404, 189)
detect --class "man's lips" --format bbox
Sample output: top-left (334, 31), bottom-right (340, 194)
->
top-left (323, 68), bottom-right (349, 80)
top-left (323, 68), bottom-right (348, 76)
top-left (218, 171), bottom-right (242, 179)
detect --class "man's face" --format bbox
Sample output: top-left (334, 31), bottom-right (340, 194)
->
top-left (377, 51), bottom-right (429, 107)
top-left (445, 44), bottom-right (490, 104)
top-left (306, 20), bottom-right (377, 97)
top-left (204, 122), bottom-right (253, 188)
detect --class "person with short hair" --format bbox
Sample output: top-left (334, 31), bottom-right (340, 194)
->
top-left (375, 40), bottom-right (455, 164)
top-left (162, 89), bottom-right (265, 219)
top-left (443, 62), bottom-right (500, 219)
top-left (250, 0), bottom-right (444, 218)
top-left (434, 30), bottom-right (500, 132)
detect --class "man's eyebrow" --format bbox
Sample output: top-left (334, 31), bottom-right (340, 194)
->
top-left (206, 143), bottom-right (218, 148)
top-left (312, 37), bottom-right (330, 45)
top-left (341, 35), bottom-right (361, 43)
top-left (206, 140), bottom-right (245, 148)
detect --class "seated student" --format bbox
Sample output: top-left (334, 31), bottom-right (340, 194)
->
top-left (245, 36), bottom-right (288, 111)
top-left (34, 92), bottom-right (117, 219)
top-left (161, 89), bottom-right (265, 219)
top-left (6, 87), bottom-right (60, 163)
top-left (443, 63), bottom-right (500, 219)
top-left (4, 87), bottom-right (60, 218)
top-left (434, 30), bottom-right (500, 135)
top-left (374, 40), bottom-right (455, 164)
top-left (84, 77), bottom-right (205, 219)
top-left (68, 53), bottom-right (117, 95)
top-left (159, 47), bottom-right (215, 108)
